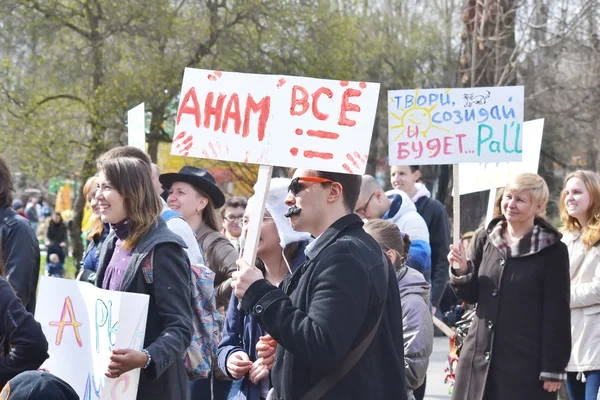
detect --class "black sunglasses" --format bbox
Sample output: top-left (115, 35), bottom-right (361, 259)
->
top-left (288, 176), bottom-right (335, 196)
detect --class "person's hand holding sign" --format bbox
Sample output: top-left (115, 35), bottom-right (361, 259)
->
top-left (447, 243), bottom-right (469, 276)
top-left (231, 258), bottom-right (265, 299)
top-left (105, 349), bottom-right (148, 378)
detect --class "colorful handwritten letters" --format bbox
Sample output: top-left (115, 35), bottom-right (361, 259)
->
top-left (35, 277), bottom-right (149, 400)
top-left (387, 86), bottom-right (524, 165)
top-left (457, 119), bottom-right (544, 195)
top-left (172, 68), bottom-right (380, 174)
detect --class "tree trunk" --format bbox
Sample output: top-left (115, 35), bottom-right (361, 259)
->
top-left (455, 0), bottom-right (518, 234)
top-left (69, 128), bottom-right (106, 274)
top-left (69, 18), bottom-right (106, 274)
top-left (147, 102), bottom-right (167, 162)
top-left (147, 136), bottom-right (159, 163)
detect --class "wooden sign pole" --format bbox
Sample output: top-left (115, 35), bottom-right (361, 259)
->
top-left (452, 164), bottom-right (461, 258)
top-left (241, 165), bottom-right (273, 267)
top-left (485, 187), bottom-right (498, 227)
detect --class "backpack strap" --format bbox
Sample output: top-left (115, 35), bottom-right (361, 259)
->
top-left (163, 209), bottom-right (207, 265)
top-left (141, 252), bottom-right (155, 284)
top-left (161, 209), bottom-right (184, 222)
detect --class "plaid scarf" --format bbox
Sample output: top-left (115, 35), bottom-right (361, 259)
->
top-left (488, 218), bottom-right (560, 258)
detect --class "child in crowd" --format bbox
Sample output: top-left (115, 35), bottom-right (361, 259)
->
top-left (46, 253), bottom-right (64, 278)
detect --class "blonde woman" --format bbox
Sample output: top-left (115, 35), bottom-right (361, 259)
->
top-left (160, 166), bottom-right (236, 399)
top-left (160, 166), bottom-right (237, 310)
top-left (560, 170), bottom-right (600, 400)
top-left (78, 176), bottom-right (108, 282)
top-left (448, 173), bottom-right (571, 400)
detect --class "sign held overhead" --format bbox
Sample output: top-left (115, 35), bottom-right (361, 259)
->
top-left (172, 68), bottom-right (380, 175)
top-left (387, 86), bottom-right (524, 165)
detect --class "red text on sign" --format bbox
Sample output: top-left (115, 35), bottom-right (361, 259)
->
top-left (290, 85), bottom-right (362, 127)
top-left (177, 87), bottom-right (271, 141)
top-left (396, 134), bottom-right (467, 160)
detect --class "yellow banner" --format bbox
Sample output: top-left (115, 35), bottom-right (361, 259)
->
top-left (157, 142), bottom-right (257, 198)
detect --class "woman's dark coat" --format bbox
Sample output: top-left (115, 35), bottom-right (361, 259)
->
top-left (0, 276), bottom-right (48, 387)
top-left (450, 216), bottom-right (571, 400)
top-left (96, 218), bottom-right (194, 400)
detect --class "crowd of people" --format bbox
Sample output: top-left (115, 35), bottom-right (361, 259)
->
top-left (0, 148), bottom-right (599, 400)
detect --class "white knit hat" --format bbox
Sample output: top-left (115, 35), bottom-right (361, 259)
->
top-left (248, 177), bottom-right (312, 248)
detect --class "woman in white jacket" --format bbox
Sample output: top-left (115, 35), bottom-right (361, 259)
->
top-left (561, 170), bottom-right (600, 400)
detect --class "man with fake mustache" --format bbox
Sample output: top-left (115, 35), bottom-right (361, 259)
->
top-left (231, 169), bottom-right (407, 400)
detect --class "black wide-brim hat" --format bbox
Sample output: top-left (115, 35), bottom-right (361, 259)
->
top-left (159, 166), bottom-right (226, 209)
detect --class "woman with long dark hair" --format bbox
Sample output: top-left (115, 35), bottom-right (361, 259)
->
top-left (94, 156), bottom-right (193, 400)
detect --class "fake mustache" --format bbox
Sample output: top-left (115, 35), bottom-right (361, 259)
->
top-left (284, 206), bottom-right (302, 218)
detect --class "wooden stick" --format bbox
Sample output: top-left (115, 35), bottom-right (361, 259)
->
top-left (452, 164), bottom-right (461, 270)
top-left (485, 187), bottom-right (497, 227)
top-left (433, 316), bottom-right (456, 338)
top-left (452, 164), bottom-right (460, 246)
top-left (241, 164), bottom-right (273, 266)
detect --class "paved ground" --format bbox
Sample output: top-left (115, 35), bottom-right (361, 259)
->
top-left (424, 336), bottom-right (452, 400)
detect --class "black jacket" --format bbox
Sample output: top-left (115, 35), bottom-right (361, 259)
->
top-left (414, 196), bottom-right (451, 308)
top-left (0, 276), bottom-right (49, 387)
top-left (0, 208), bottom-right (40, 314)
top-left (96, 218), bottom-right (194, 400)
top-left (242, 214), bottom-right (407, 400)
top-left (46, 222), bottom-right (68, 245)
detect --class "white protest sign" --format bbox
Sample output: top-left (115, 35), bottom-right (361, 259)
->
top-left (458, 119), bottom-right (544, 195)
top-left (127, 103), bottom-right (146, 151)
top-left (171, 68), bottom-right (380, 174)
top-left (387, 86), bottom-right (524, 165)
top-left (35, 277), bottom-right (149, 400)
top-left (173, 68), bottom-right (380, 273)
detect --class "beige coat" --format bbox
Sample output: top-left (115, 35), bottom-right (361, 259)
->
top-left (563, 231), bottom-right (600, 372)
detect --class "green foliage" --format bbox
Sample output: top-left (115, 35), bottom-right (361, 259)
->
top-left (0, 0), bottom-right (460, 178)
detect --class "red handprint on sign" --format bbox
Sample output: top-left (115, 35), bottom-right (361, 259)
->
top-left (201, 141), bottom-right (229, 159)
top-left (174, 131), bottom-right (194, 156)
top-left (342, 152), bottom-right (368, 174)
top-left (207, 71), bottom-right (222, 81)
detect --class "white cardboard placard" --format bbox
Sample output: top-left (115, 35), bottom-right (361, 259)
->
top-left (127, 103), bottom-right (146, 151)
top-left (457, 119), bottom-right (544, 195)
top-left (171, 68), bottom-right (380, 175)
top-left (388, 86), bottom-right (524, 165)
top-left (35, 277), bottom-right (149, 400)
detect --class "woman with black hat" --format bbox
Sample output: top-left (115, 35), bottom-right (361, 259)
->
top-left (160, 166), bottom-right (237, 310)
top-left (160, 166), bottom-right (238, 400)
